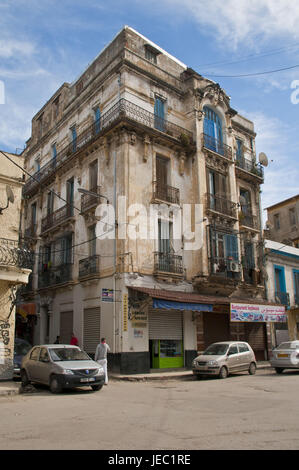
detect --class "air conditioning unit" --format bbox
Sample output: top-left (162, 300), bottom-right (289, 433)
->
top-left (227, 261), bottom-right (240, 272)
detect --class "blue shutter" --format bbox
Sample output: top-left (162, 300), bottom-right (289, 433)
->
top-left (225, 234), bottom-right (238, 261)
top-left (71, 127), bottom-right (77, 152)
top-left (94, 107), bottom-right (101, 134)
top-left (154, 98), bottom-right (165, 131)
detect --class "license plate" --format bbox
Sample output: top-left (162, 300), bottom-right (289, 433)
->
top-left (80, 378), bottom-right (95, 382)
top-left (278, 353), bottom-right (289, 358)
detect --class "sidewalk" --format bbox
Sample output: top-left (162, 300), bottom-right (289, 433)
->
top-left (0, 362), bottom-right (272, 396)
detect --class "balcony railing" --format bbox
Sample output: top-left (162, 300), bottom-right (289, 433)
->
top-left (202, 134), bottom-right (232, 160)
top-left (275, 291), bottom-right (290, 307)
top-left (38, 263), bottom-right (73, 288)
top-left (239, 212), bottom-right (259, 230)
top-left (23, 99), bottom-right (193, 196)
top-left (80, 186), bottom-right (101, 213)
top-left (41, 204), bottom-right (74, 233)
top-left (0, 238), bottom-right (33, 270)
top-left (207, 193), bottom-right (237, 218)
top-left (235, 155), bottom-right (264, 179)
top-left (79, 255), bottom-right (100, 278)
top-left (154, 252), bottom-right (183, 276)
top-left (152, 181), bottom-right (180, 204)
top-left (210, 256), bottom-right (242, 280)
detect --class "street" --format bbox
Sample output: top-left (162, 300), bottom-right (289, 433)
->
top-left (0, 369), bottom-right (299, 451)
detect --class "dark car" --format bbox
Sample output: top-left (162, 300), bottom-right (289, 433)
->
top-left (13, 338), bottom-right (32, 379)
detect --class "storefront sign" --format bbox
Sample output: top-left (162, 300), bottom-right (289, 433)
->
top-left (231, 303), bottom-right (286, 323)
top-left (102, 288), bottom-right (114, 302)
top-left (123, 294), bottom-right (128, 332)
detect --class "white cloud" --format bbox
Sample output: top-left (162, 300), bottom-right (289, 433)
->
top-left (0, 40), bottom-right (36, 59)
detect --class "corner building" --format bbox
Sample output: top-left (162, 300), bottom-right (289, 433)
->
top-left (21, 26), bottom-right (279, 374)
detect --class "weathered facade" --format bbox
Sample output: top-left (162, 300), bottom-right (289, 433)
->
top-left (265, 195), bottom-right (299, 248)
top-left (0, 151), bottom-right (32, 380)
top-left (21, 26), bottom-right (275, 374)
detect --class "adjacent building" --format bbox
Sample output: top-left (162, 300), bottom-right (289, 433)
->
top-left (20, 26), bottom-right (281, 374)
top-left (265, 195), bottom-right (299, 248)
top-left (264, 239), bottom-right (299, 345)
top-left (0, 151), bottom-right (32, 380)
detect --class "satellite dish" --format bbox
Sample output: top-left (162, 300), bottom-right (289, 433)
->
top-left (6, 185), bottom-right (14, 204)
top-left (259, 152), bottom-right (269, 167)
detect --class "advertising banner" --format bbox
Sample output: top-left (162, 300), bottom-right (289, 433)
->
top-left (231, 302), bottom-right (286, 323)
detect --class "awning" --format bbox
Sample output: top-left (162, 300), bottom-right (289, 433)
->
top-left (153, 298), bottom-right (213, 312)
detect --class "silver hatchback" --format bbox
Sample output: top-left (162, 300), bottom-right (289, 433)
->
top-left (270, 341), bottom-right (299, 374)
top-left (21, 345), bottom-right (105, 393)
top-left (192, 341), bottom-right (257, 379)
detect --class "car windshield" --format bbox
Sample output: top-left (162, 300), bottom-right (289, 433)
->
top-left (49, 348), bottom-right (91, 362)
top-left (14, 341), bottom-right (31, 355)
top-left (203, 343), bottom-right (229, 356)
top-left (276, 342), bottom-right (299, 350)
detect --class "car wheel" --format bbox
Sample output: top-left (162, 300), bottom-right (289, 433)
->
top-left (50, 376), bottom-right (62, 394)
top-left (248, 362), bottom-right (256, 375)
top-left (219, 366), bottom-right (228, 379)
top-left (91, 384), bottom-right (103, 391)
top-left (21, 370), bottom-right (29, 386)
top-left (275, 367), bottom-right (284, 374)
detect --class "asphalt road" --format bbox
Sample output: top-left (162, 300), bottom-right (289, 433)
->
top-left (1, 369), bottom-right (299, 450)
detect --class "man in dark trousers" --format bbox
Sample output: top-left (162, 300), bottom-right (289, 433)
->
top-left (95, 338), bottom-right (110, 385)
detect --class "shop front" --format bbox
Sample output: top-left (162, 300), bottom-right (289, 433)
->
top-left (15, 303), bottom-right (37, 345)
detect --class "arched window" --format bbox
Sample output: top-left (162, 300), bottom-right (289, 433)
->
top-left (203, 106), bottom-right (223, 154)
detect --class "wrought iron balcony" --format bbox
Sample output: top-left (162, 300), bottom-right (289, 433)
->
top-left (80, 186), bottom-right (101, 213)
top-left (154, 252), bottom-right (183, 276)
top-left (38, 263), bottom-right (73, 289)
top-left (235, 155), bottom-right (264, 180)
top-left (202, 133), bottom-right (232, 160)
top-left (207, 193), bottom-right (238, 218)
top-left (79, 255), bottom-right (100, 278)
top-left (41, 204), bottom-right (74, 233)
top-left (23, 99), bottom-right (193, 196)
top-left (210, 256), bottom-right (242, 280)
top-left (239, 212), bottom-right (259, 230)
top-left (152, 181), bottom-right (180, 205)
top-left (275, 291), bottom-right (290, 307)
top-left (0, 238), bottom-right (34, 270)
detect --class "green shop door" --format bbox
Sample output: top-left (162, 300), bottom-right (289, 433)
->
top-left (151, 339), bottom-right (184, 369)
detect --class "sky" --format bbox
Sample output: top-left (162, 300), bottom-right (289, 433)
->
top-left (0, 0), bottom-right (298, 222)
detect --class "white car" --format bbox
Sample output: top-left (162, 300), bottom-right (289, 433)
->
top-left (270, 341), bottom-right (299, 374)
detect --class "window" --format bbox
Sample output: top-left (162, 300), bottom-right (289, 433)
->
top-left (53, 96), bottom-right (60, 119)
top-left (294, 270), bottom-right (299, 303)
top-left (236, 138), bottom-right (243, 160)
top-left (34, 158), bottom-right (40, 174)
top-left (37, 115), bottom-right (43, 139)
top-left (228, 345), bottom-right (238, 355)
top-left (94, 107), bottom-right (101, 134)
top-left (274, 213), bottom-right (280, 230)
top-left (66, 178), bottom-right (74, 217)
top-left (145, 48), bottom-right (157, 64)
top-left (30, 347), bottom-right (40, 361)
top-left (52, 143), bottom-right (57, 167)
top-left (289, 208), bottom-right (296, 226)
top-left (88, 225), bottom-right (97, 256)
top-left (71, 126), bottom-right (77, 152)
top-left (154, 97), bottom-right (165, 132)
top-left (239, 343), bottom-right (249, 353)
top-left (203, 106), bottom-right (223, 154)
top-left (208, 170), bottom-right (227, 208)
top-left (89, 160), bottom-right (98, 191)
top-left (47, 191), bottom-right (54, 215)
top-left (39, 348), bottom-right (50, 362)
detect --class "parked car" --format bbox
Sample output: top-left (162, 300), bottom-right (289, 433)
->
top-left (21, 345), bottom-right (105, 393)
top-left (13, 338), bottom-right (32, 379)
top-left (270, 341), bottom-right (299, 374)
top-left (192, 341), bottom-right (257, 379)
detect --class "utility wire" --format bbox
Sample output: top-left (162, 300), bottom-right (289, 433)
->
top-left (202, 63), bottom-right (299, 78)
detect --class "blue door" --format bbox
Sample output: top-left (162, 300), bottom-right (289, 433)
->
top-left (154, 97), bottom-right (165, 132)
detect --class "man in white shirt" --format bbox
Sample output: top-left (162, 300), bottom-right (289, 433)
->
top-left (95, 338), bottom-right (110, 385)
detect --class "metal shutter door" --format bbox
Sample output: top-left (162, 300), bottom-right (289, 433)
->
top-left (149, 308), bottom-right (183, 340)
top-left (60, 311), bottom-right (73, 344)
top-left (83, 307), bottom-right (101, 354)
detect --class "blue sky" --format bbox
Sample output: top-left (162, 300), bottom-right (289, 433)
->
top-left (0, 0), bottom-right (298, 220)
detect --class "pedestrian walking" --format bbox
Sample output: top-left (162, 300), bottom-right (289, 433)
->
top-left (70, 332), bottom-right (79, 346)
top-left (95, 338), bottom-right (110, 385)
top-left (54, 336), bottom-right (60, 344)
